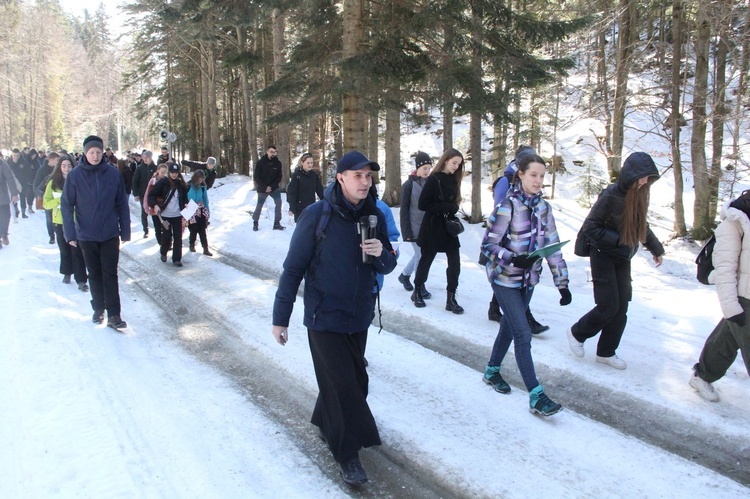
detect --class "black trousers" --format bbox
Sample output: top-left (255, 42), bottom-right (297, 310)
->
top-left (571, 249), bottom-right (632, 357)
top-left (20, 185), bottom-right (34, 212)
top-left (54, 225), bottom-right (87, 283)
top-left (45, 209), bottom-right (54, 238)
top-left (151, 215), bottom-right (165, 245)
top-left (0, 203), bottom-right (9, 237)
top-left (414, 246), bottom-right (461, 292)
top-left (140, 206), bottom-right (150, 233)
top-left (188, 215), bottom-right (208, 249)
top-left (161, 216), bottom-right (183, 263)
top-left (308, 329), bottom-right (380, 463)
top-left (694, 297), bottom-right (750, 383)
top-left (79, 237), bottom-right (121, 317)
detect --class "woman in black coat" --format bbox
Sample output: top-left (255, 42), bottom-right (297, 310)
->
top-left (569, 152), bottom-right (665, 369)
top-left (149, 163), bottom-right (188, 266)
top-left (286, 153), bottom-right (324, 223)
top-left (412, 148), bottom-right (465, 314)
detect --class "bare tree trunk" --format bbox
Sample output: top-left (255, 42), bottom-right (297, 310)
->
top-left (207, 48), bottom-right (221, 159)
top-left (709, 2), bottom-right (730, 223)
top-left (729, 0), bottom-right (750, 198)
top-left (272, 7), bottom-right (291, 188)
top-left (671, 0), bottom-right (687, 235)
top-left (691, 6), bottom-right (711, 239)
top-left (342, 0), bottom-right (366, 150)
top-left (442, 99), bottom-right (453, 151)
top-left (610, 0), bottom-right (636, 178)
top-left (469, 0), bottom-right (483, 223)
top-left (368, 108), bottom-right (379, 163)
top-left (382, 106), bottom-right (400, 205)
top-left (237, 26), bottom-right (253, 175)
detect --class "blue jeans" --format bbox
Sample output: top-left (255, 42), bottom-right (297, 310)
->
top-left (402, 242), bottom-right (422, 276)
top-left (252, 189), bottom-right (282, 223)
top-left (488, 284), bottom-right (539, 392)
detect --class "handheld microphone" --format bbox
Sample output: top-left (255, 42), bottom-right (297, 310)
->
top-left (359, 216), bottom-right (371, 263)
top-left (368, 215), bottom-right (378, 239)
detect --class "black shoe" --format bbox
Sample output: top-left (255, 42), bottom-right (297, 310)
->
top-left (22, 213), bottom-right (28, 218)
top-left (253, 221), bottom-right (259, 231)
top-left (174, 261), bottom-right (183, 267)
top-left (422, 287), bottom-right (432, 300)
top-left (49, 236), bottom-right (55, 244)
top-left (397, 273), bottom-right (414, 291)
top-left (92, 310), bottom-right (105, 324)
top-left (411, 285), bottom-right (426, 308)
top-left (62, 275), bottom-right (71, 284)
top-left (527, 310), bottom-right (550, 335)
top-left (203, 248), bottom-right (213, 256)
top-left (189, 243), bottom-right (196, 252)
top-left (107, 315), bottom-right (127, 330)
top-left (78, 282), bottom-right (89, 292)
top-left (28, 206), bottom-right (34, 214)
top-left (339, 455), bottom-right (368, 485)
top-left (143, 232), bottom-right (148, 239)
top-left (488, 301), bottom-right (502, 322)
top-left (161, 254), bottom-right (167, 262)
top-left (273, 222), bottom-right (286, 230)
top-left (446, 291), bottom-right (464, 315)
top-left (363, 356), bottom-right (369, 367)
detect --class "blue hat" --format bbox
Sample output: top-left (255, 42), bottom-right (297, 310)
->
top-left (336, 150), bottom-right (380, 174)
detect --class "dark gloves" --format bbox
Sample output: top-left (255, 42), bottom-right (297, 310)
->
top-left (728, 313), bottom-right (746, 327)
top-left (559, 287), bottom-right (572, 306)
top-left (511, 254), bottom-right (540, 269)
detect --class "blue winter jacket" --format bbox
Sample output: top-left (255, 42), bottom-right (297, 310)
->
top-left (374, 198), bottom-right (400, 291)
top-left (61, 155), bottom-right (131, 243)
top-left (187, 184), bottom-right (209, 212)
top-left (492, 161), bottom-right (517, 208)
top-left (273, 182), bottom-right (397, 333)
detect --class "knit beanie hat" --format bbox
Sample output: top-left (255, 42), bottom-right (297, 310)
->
top-left (515, 145), bottom-right (536, 162)
top-left (206, 157), bottom-right (216, 166)
top-left (83, 135), bottom-right (104, 153)
top-left (415, 151), bottom-right (432, 168)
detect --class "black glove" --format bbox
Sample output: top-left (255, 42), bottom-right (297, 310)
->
top-left (728, 313), bottom-right (746, 327)
top-left (559, 287), bottom-right (572, 306)
top-left (511, 254), bottom-right (540, 269)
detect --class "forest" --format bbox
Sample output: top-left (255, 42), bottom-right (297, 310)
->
top-left (0, 0), bottom-right (748, 239)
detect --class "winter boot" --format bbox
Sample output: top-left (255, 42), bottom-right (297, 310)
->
top-left (411, 285), bottom-right (426, 308)
top-left (338, 454), bottom-right (368, 485)
top-left (483, 366), bottom-right (511, 394)
top-left (273, 222), bottom-right (286, 230)
top-left (189, 242), bottom-right (196, 252)
top-left (62, 274), bottom-right (71, 284)
top-left (107, 315), bottom-right (127, 330)
top-left (488, 299), bottom-right (502, 322)
top-left (253, 220), bottom-right (259, 231)
top-left (92, 310), bottom-right (105, 324)
top-left (445, 291), bottom-right (464, 314)
top-left (203, 247), bottom-right (213, 257)
top-left (398, 273), bottom-right (414, 291)
top-left (526, 309), bottom-right (549, 334)
top-left (529, 385), bottom-right (562, 416)
top-left (421, 287), bottom-right (432, 299)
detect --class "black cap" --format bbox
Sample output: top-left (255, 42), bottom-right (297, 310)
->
top-left (336, 150), bottom-right (379, 174)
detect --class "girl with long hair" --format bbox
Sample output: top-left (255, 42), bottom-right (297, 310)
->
top-left (187, 169), bottom-right (212, 256)
top-left (412, 148), bottom-right (465, 313)
top-left (143, 164), bottom-right (169, 245)
top-left (480, 154), bottom-right (570, 416)
top-left (286, 152), bottom-right (324, 223)
top-left (148, 163), bottom-right (188, 266)
top-left (43, 155), bottom-right (88, 290)
top-left (568, 152), bottom-right (665, 370)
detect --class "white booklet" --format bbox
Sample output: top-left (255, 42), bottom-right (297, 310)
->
top-left (180, 199), bottom-right (199, 220)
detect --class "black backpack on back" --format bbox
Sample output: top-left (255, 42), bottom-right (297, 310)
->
top-left (695, 234), bottom-right (716, 285)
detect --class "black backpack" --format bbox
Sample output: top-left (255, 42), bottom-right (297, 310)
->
top-left (695, 234), bottom-right (716, 285)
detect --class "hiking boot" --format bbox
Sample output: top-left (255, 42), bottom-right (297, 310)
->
top-left (483, 366), bottom-right (511, 394)
top-left (689, 372), bottom-right (720, 402)
top-left (411, 285), bottom-right (426, 308)
top-left (527, 309), bottom-right (549, 334)
top-left (1, 235), bottom-right (8, 245)
top-left (203, 248), bottom-right (213, 256)
top-left (92, 310), bottom-right (105, 324)
top-left (174, 261), bottom-right (183, 267)
top-left (273, 222), bottom-right (286, 230)
top-left (253, 220), bottom-right (259, 231)
top-left (189, 243), bottom-right (196, 252)
top-left (567, 328), bottom-right (585, 358)
top-left (49, 236), bottom-right (55, 245)
top-left (445, 291), bottom-right (464, 314)
top-left (398, 273), bottom-right (414, 291)
top-left (62, 274), bottom-right (71, 284)
top-left (338, 455), bottom-right (368, 485)
top-left (78, 282), bottom-right (89, 292)
top-left (107, 315), bottom-right (127, 330)
top-left (161, 254), bottom-right (167, 263)
top-left (488, 300), bottom-right (502, 322)
top-left (529, 385), bottom-right (562, 416)
top-left (22, 213), bottom-right (28, 218)
top-left (144, 228), bottom-right (149, 239)
top-left (596, 354), bottom-right (627, 370)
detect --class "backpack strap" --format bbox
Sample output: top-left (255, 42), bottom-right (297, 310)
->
top-left (308, 199), bottom-right (333, 282)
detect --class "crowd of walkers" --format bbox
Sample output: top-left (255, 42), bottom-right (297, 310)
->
top-left (1, 139), bottom-right (746, 489)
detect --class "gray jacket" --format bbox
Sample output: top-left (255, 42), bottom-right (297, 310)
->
top-left (400, 174), bottom-right (426, 241)
top-left (0, 159), bottom-right (20, 205)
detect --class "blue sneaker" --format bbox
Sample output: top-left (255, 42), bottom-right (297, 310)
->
top-left (483, 366), bottom-right (511, 394)
top-left (529, 385), bottom-right (562, 416)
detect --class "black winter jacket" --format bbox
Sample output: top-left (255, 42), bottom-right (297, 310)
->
top-left (579, 152), bottom-right (665, 260)
top-left (253, 155), bottom-right (282, 192)
top-left (417, 172), bottom-right (461, 252)
top-left (8, 156), bottom-right (34, 186)
top-left (132, 161), bottom-right (158, 199)
top-left (181, 159), bottom-right (217, 189)
top-left (148, 176), bottom-right (188, 212)
top-left (286, 167), bottom-right (324, 216)
top-left (33, 163), bottom-right (54, 197)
